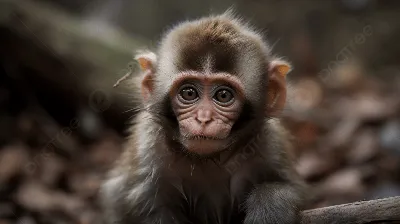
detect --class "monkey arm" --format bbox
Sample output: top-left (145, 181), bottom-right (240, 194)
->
top-left (243, 122), bottom-right (306, 224)
top-left (243, 182), bottom-right (304, 224)
top-left (101, 170), bottom-right (189, 224)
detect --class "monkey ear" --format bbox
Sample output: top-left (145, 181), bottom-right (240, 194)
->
top-left (266, 60), bottom-right (291, 116)
top-left (134, 51), bottom-right (157, 101)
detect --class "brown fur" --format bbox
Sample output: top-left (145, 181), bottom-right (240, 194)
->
top-left (100, 12), bottom-right (306, 224)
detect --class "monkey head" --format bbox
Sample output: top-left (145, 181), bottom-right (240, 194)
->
top-left (134, 13), bottom-right (291, 156)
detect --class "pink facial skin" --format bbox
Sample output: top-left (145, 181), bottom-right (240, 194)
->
top-left (170, 72), bottom-right (245, 155)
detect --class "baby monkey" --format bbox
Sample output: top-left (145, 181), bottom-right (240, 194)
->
top-left (101, 12), bottom-right (306, 224)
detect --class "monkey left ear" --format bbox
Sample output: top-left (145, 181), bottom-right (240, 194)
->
top-left (134, 51), bottom-right (157, 102)
top-left (266, 60), bottom-right (291, 116)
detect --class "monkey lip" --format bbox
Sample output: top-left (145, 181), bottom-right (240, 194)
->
top-left (181, 135), bottom-right (228, 154)
top-left (186, 135), bottom-right (224, 140)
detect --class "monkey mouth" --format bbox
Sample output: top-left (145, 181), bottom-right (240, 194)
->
top-left (181, 135), bottom-right (228, 155)
top-left (186, 135), bottom-right (224, 141)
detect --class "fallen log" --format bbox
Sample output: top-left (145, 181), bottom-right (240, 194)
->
top-left (301, 196), bottom-right (400, 224)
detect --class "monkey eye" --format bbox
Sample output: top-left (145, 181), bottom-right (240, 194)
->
top-left (213, 87), bottom-right (234, 105)
top-left (178, 86), bottom-right (199, 103)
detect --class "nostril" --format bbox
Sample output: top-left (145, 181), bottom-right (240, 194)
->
top-left (196, 110), bottom-right (212, 125)
top-left (196, 117), bottom-right (211, 125)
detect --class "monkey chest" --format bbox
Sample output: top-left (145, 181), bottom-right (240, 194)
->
top-left (162, 165), bottom-right (259, 224)
top-left (183, 181), bottom-right (249, 224)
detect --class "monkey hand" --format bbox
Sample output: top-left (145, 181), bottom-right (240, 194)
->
top-left (243, 183), bottom-right (302, 224)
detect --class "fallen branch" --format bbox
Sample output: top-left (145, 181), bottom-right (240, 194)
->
top-left (301, 196), bottom-right (400, 224)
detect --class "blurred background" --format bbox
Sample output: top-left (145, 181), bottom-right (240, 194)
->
top-left (1, 0), bottom-right (400, 223)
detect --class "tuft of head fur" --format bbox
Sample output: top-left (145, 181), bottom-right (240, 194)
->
top-left (172, 11), bottom-right (264, 43)
top-left (158, 12), bottom-right (271, 62)
top-left (153, 13), bottom-right (277, 106)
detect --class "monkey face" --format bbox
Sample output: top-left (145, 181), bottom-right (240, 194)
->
top-left (169, 72), bottom-right (244, 155)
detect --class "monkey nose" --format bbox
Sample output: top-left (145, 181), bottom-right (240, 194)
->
top-left (195, 110), bottom-right (212, 125)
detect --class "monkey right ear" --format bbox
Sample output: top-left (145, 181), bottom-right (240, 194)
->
top-left (134, 51), bottom-right (157, 101)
